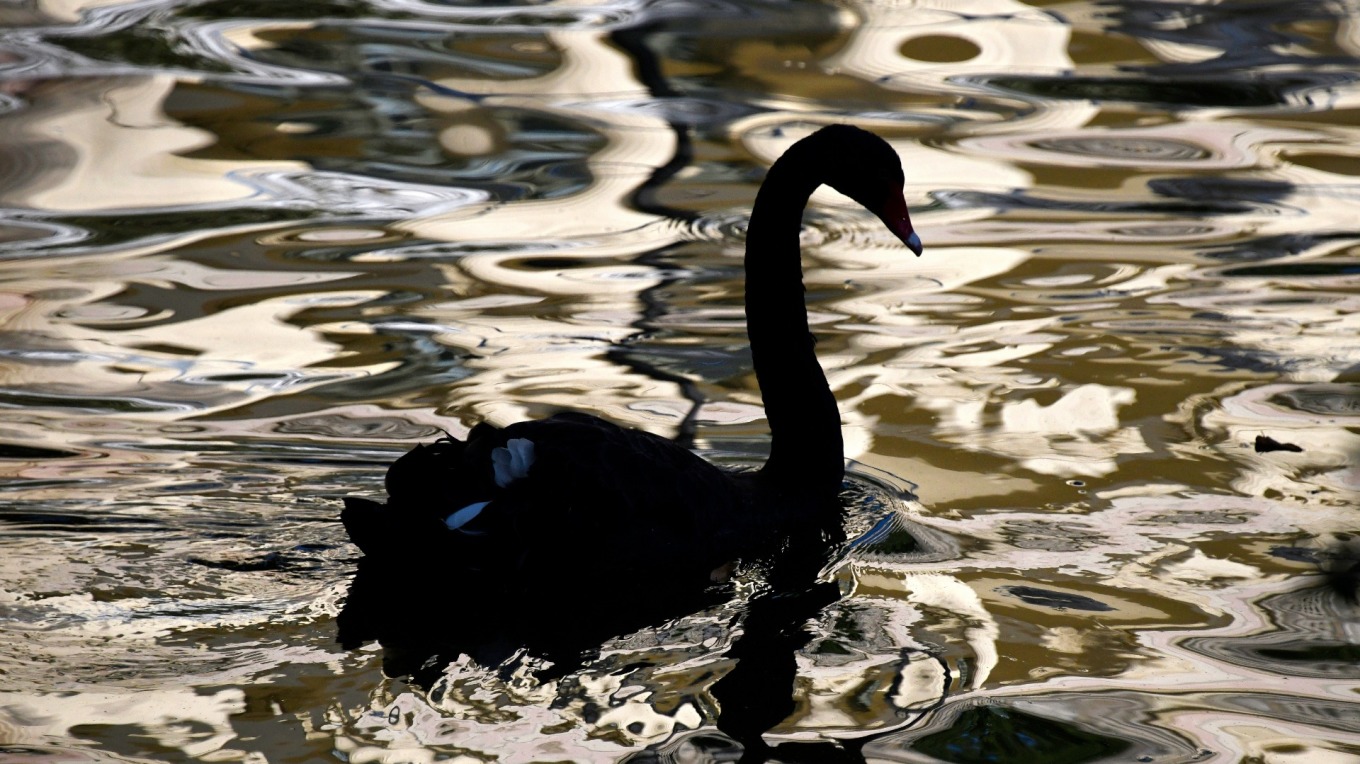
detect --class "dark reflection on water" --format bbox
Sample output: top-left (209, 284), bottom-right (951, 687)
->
top-left (321, 460), bottom-right (981, 759)
top-left (337, 471), bottom-right (948, 758)
top-left (936, 189), bottom-right (1263, 218)
top-left (1109, 0), bottom-right (1360, 70)
top-left (979, 67), bottom-right (1358, 109)
top-left (165, 81), bottom-right (606, 199)
top-left (1181, 570), bottom-right (1360, 681)
top-left (338, 546), bottom-right (732, 682)
top-left (911, 704), bottom-right (1130, 764)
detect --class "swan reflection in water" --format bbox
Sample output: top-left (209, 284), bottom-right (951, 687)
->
top-left (338, 126), bottom-right (925, 757)
top-left (336, 485), bottom-right (954, 760)
top-left (336, 512), bottom-right (852, 757)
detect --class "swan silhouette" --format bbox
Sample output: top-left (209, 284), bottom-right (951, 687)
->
top-left (342, 124), bottom-right (921, 597)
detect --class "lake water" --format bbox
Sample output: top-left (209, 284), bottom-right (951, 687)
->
top-left (2, 0), bottom-right (1359, 761)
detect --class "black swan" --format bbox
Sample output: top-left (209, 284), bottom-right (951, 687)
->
top-left (342, 124), bottom-right (921, 600)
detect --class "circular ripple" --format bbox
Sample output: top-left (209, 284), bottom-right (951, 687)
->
top-left (1030, 136), bottom-right (1209, 162)
top-left (260, 226), bottom-right (407, 248)
top-left (1268, 385), bottom-right (1360, 418)
top-left (669, 208), bottom-right (750, 244)
top-left (274, 414), bottom-right (441, 440)
top-left (959, 125), bottom-right (1263, 170)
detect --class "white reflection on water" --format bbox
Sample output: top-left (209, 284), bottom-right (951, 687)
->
top-left (0, 687), bottom-right (248, 756)
top-left (1, 0), bottom-right (1360, 760)
top-left (2, 76), bottom-right (306, 212)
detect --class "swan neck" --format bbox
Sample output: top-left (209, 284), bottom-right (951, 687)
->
top-left (744, 145), bottom-right (843, 496)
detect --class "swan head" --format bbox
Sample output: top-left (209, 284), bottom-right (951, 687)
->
top-left (812, 125), bottom-right (923, 256)
top-left (876, 192), bottom-right (923, 257)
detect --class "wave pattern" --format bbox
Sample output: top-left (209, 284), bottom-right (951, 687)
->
top-left (1, 0), bottom-right (1359, 761)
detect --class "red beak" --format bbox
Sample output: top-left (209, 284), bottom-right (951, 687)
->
top-left (879, 192), bottom-right (922, 256)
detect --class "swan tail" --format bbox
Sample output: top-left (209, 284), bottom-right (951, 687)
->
top-left (344, 424), bottom-right (516, 562)
top-left (342, 496), bottom-right (413, 558)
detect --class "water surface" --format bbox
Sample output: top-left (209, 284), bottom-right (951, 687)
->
top-left (1, 0), bottom-right (1358, 761)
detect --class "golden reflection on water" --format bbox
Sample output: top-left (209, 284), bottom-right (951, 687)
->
top-left (0, 0), bottom-right (1359, 761)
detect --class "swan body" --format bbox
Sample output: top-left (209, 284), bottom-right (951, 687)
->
top-left (342, 124), bottom-right (921, 595)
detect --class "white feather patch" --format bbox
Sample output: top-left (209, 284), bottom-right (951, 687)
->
top-left (445, 500), bottom-right (489, 531)
top-left (492, 438), bottom-right (535, 487)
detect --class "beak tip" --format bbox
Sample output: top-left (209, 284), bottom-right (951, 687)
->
top-left (906, 230), bottom-right (923, 257)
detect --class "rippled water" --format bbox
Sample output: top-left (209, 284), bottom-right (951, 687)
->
top-left (2, 0), bottom-right (1359, 761)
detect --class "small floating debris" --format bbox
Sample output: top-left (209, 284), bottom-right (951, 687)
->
top-left (1254, 434), bottom-right (1303, 453)
top-left (998, 585), bottom-right (1114, 612)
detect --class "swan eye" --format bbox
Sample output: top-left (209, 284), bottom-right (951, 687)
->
top-left (445, 500), bottom-right (489, 531)
top-left (492, 438), bottom-right (536, 487)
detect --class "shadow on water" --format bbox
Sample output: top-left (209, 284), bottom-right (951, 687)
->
top-left (336, 537), bottom-right (735, 685)
top-left (337, 512), bottom-right (850, 758)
